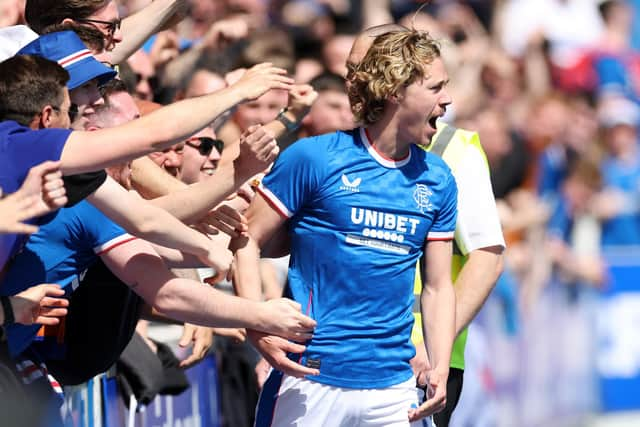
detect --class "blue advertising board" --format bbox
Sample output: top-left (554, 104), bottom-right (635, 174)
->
top-left (597, 247), bottom-right (640, 412)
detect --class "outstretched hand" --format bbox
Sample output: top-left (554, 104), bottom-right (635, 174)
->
top-left (178, 323), bottom-right (214, 368)
top-left (256, 298), bottom-right (316, 341)
top-left (231, 63), bottom-right (294, 101)
top-left (234, 125), bottom-right (279, 182)
top-left (11, 284), bottom-right (69, 326)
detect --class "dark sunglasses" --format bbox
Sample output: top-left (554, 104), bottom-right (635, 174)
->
top-left (75, 17), bottom-right (122, 35)
top-left (184, 137), bottom-right (224, 156)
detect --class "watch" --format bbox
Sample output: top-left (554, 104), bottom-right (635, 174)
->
top-left (276, 108), bottom-right (300, 132)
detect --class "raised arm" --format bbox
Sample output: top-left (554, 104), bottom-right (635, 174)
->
top-left (134, 85), bottom-right (317, 223)
top-left (87, 177), bottom-right (232, 275)
top-left (111, 0), bottom-right (187, 64)
top-left (60, 63), bottom-right (293, 175)
top-left (101, 237), bottom-right (315, 337)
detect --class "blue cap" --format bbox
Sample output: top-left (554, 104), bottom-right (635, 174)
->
top-left (17, 31), bottom-right (116, 90)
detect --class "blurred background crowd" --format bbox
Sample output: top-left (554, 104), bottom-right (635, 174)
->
top-left (3, 0), bottom-right (640, 426)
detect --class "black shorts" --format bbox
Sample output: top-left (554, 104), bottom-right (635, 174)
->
top-left (420, 367), bottom-right (464, 427)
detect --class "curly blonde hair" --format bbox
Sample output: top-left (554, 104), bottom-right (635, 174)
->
top-left (347, 30), bottom-right (441, 126)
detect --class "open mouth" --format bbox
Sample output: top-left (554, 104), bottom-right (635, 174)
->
top-left (201, 168), bottom-right (215, 176)
top-left (428, 116), bottom-right (438, 129)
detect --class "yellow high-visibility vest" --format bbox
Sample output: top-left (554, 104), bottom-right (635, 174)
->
top-left (411, 123), bottom-right (488, 370)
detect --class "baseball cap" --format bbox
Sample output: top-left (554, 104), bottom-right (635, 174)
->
top-left (17, 31), bottom-right (116, 90)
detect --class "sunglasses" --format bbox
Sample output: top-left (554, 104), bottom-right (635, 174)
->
top-left (75, 17), bottom-right (122, 36)
top-left (184, 137), bottom-right (224, 156)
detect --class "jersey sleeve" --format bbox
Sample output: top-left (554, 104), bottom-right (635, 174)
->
top-left (63, 170), bottom-right (108, 207)
top-left (258, 137), bottom-right (326, 218)
top-left (7, 127), bottom-right (71, 186)
top-left (427, 170), bottom-right (458, 241)
top-left (78, 201), bottom-right (136, 254)
top-left (453, 143), bottom-right (506, 254)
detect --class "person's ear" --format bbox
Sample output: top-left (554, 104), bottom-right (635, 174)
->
top-left (39, 105), bottom-right (55, 128)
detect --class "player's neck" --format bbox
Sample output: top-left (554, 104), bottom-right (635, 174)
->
top-left (365, 114), bottom-right (412, 160)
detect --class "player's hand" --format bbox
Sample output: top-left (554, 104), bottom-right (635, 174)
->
top-left (231, 63), bottom-right (294, 101)
top-left (247, 329), bottom-right (319, 378)
top-left (409, 342), bottom-right (432, 387)
top-left (255, 298), bottom-right (316, 341)
top-left (11, 284), bottom-right (69, 326)
top-left (408, 369), bottom-right (448, 422)
top-left (179, 323), bottom-right (214, 368)
top-left (234, 125), bottom-right (279, 183)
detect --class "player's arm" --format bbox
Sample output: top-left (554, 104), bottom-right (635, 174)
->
top-left (231, 192), bottom-right (320, 377)
top-left (87, 177), bottom-right (232, 275)
top-left (409, 239), bottom-right (456, 422)
top-left (100, 238), bottom-right (315, 337)
top-left (59, 63), bottom-right (293, 175)
top-left (111, 0), bottom-right (186, 65)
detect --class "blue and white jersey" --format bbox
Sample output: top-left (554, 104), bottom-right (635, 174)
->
top-left (1, 200), bottom-right (134, 357)
top-left (259, 128), bottom-right (458, 389)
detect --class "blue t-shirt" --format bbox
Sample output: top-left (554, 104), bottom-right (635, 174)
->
top-left (0, 121), bottom-right (71, 268)
top-left (1, 200), bottom-right (131, 357)
top-left (259, 128), bottom-right (458, 389)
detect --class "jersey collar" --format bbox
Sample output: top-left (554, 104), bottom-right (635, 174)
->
top-left (359, 128), bottom-right (411, 168)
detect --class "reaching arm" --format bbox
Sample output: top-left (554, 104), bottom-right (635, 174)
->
top-left (60, 63), bottom-right (293, 175)
top-left (101, 238), bottom-right (315, 337)
top-left (454, 245), bottom-right (503, 335)
top-left (133, 85), bottom-right (317, 223)
top-left (87, 177), bottom-right (233, 275)
top-left (111, 0), bottom-right (187, 64)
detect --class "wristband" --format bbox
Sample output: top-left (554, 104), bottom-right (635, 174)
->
top-left (276, 107), bottom-right (300, 132)
top-left (1, 296), bottom-right (14, 326)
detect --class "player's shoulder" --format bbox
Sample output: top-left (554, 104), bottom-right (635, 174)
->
top-left (421, 147), bottom-right (454, 178)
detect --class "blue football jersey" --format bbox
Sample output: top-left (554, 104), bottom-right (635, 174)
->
top-left (1, 200), bottom-right (133, 357)
top-left (259, 128), bottom-right (458, 389)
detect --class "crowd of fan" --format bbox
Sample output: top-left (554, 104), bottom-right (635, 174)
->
top-left (1, 0), bottom-right (640, 426)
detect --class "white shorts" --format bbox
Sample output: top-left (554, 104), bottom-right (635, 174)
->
top-left (254, 371), bottom-right (433, 427)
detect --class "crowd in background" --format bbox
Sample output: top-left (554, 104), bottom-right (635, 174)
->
top-left (2, 0), bottom-right (640, 426)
